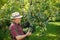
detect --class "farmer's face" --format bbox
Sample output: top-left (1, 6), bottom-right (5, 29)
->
top-left (13, 18), bottom-right (21, 24)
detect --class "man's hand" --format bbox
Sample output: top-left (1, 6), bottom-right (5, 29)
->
top-left (26, 30), bottom-right (32, 36)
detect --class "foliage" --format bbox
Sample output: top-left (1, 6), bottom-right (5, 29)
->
top-left (0, 0), bottom-right (60, 40)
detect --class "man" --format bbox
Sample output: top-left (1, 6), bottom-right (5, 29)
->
top-left (9, 12), bottom-right (31, 40)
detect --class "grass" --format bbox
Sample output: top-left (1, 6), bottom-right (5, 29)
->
top-left (26, 22), bottom-right (60, 40)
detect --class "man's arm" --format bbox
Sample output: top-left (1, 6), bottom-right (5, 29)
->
top-left (16, 31), bottom-right (31, 40)
top-left (16, 34), bottom-right (27, 40)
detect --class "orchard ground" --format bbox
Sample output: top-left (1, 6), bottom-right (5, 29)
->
top-left (26, 22), bottom-right (60, 40)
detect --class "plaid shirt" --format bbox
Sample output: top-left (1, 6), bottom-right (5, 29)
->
top-left (9, 22), bottom-right (24, 40)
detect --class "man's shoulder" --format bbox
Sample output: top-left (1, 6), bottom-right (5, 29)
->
top-left (9, 23), bottom-right (15, 30)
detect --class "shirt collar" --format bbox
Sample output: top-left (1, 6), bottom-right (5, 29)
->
top-left (13, 22), bottom-right (20, 25)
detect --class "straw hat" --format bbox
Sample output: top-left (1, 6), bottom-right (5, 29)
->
top-left (11, 12), bottom-right (23, 19)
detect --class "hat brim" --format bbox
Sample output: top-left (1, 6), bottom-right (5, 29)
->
top-left (11, 16), bottom-right (23, 19)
